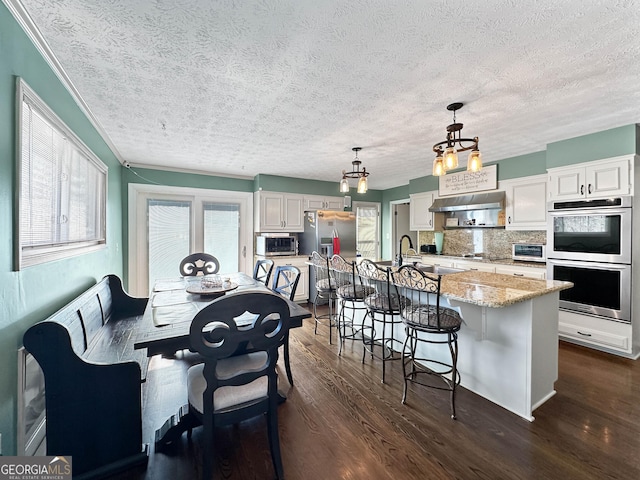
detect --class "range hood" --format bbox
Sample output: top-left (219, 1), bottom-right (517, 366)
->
top-left (429, 191), bottom-right (505, 212)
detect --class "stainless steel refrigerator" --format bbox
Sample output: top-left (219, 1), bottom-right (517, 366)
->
top-left (298, 210), bottom-right (357, 303)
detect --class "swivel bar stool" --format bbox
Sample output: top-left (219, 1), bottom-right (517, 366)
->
top-left (309, 251), bottom-right (337, 344)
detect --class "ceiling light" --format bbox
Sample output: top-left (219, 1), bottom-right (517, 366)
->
top-left (432, 102), bottom-right (481, 176)
top-left (340, 147), bottom-right (370, 194)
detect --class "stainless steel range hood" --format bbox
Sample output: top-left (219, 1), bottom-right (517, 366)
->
top-left (429, 191), bottom-right (505, 212)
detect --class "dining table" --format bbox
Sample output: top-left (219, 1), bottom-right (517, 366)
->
top-left (132, 271), bottom-right (312, 451)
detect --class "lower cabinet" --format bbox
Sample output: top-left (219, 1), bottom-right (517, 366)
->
top-left (558, 310), bottom-right (632, 355)
top-left (453, 260), bottom-right (496, 273)
top-left (271, 257), bottom-right (309, 303)
top-left (494, 264), bottom-right (546, 279)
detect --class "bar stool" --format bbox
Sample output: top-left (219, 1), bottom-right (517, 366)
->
top-left (330, 255), bottom-right (374, 355)
top-left (357, 260), bottom-right (403, 383)
top-left (309, 251), bottom-right (337, 344)
top-left (392, 265), bottom-right (463, 419)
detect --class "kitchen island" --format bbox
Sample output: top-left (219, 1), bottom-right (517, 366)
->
top-left (356, 269), bottom-right (572, 421)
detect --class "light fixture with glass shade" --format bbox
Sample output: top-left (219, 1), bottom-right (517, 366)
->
top-left (339, 147), bottom-right (369, 193)
top-left (432, 102), bottom-right (481, 176)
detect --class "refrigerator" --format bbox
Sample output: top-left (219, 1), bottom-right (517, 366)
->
top-left (298, 210), bottom-right (357, 303)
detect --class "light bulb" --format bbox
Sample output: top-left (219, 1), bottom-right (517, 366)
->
top-left (467, 150), bottom-right (482, 172)
top-left (444, 146), bottom-right (458, 170)
top-left (432, 155), bottom-right (445, 176)
top-left (357, 175), bottom-right (368, 194)
top-left (339, 177), bottom-right (350, 193)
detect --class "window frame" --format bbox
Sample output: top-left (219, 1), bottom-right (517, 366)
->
top-left (15, 78), bottom-right (108, 270)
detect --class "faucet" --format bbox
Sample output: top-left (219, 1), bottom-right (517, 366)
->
top-left (398, 235), bottom-right (414, 266)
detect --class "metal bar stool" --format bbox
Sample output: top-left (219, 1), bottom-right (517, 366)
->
top-left (330, 255), bottom-right (374, 355)
top-left (309, 251), bottom-right (337, 344)
top-left (357, 259), bottom-right (403, 383)
top-left (392, 265), bottom-right (463, 419)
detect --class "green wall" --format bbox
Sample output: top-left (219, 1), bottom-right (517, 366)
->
top-left (0, 5), bottom-right (124, 455)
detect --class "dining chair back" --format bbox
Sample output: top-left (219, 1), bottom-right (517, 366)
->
top-left (253, 258), bottom-right (274, 286)
top-left (179, 252), bottom-right (220, 276)
top-left (271, 264), bottom-right (301, 386)
top-left (187, 291), bottom-right (291, 479)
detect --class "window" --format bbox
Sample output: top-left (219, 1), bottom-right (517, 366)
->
top-left (16, 78), bottom-right (107, 269)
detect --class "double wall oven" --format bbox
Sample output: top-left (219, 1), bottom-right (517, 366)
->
top-left (547, 196), bottom-right (632, 323)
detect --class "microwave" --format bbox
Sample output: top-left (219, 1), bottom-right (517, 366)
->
top-left (256, 235), bottom-right (297, 256)
top-left (512, 243), bottom-right (546, 263)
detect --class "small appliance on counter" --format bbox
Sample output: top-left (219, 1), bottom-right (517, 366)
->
top-left (512, 243), bottom-right (546, 263)
top-left (256, 234), bottom-right (297, 256)
top-left (420, 244), bottom-right (437, 254)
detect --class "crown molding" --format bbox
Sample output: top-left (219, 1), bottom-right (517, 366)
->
top-left (3, 0), bottom-right (125, 165)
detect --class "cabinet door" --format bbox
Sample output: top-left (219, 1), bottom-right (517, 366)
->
top-left (505, 175), bottom-right (547, 230)
top-left (420, 257), bottom-right (455, 268)
top-left (324, 196), bottom-right (345, 210)
top-left (303, 195), bottom-right (326, 210)
top-left (494, 264), bottom-right (545, 279)
top-left (409, 192), bottom-right (434, 231)
top-left (585, 158), bottom-right (630, 197)
top-left (283, 195), bottom-right (304, 232)
top-left (261, 193), bottom-right (285, 231)
top-left (548, 167), bottom-right (585, 200)
top-left (453, 260), bottom-right (495, 273)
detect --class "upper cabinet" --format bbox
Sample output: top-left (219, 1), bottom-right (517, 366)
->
top-left (303, 195), bottom-right (344, 211)
top-left (254, 191), bottom-right (304, 232)
top-left (548, 156), bottom-right (633, 201)
top-left (409, 191), bottom-right (435, 231)
top-left (503, 174), bottom-right (547, 230)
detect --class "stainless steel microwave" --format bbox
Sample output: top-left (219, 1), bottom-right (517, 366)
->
top-left (512, 243), bottom-right (546, 263)
top-left (256, 235), bottom-right (297, 256)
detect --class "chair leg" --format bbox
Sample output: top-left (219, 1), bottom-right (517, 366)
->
top-left (202, 414), bottom-right (214, 480)
top-left (449, 333), bottom-right (459, 420)
top-left (267, 406), bottom-right (285, 479)
top-left (284, 331), bottom-right (294, 386)
top-left (401, 333), bottom-right (411, 404)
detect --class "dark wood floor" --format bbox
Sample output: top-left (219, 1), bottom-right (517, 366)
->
top-left (112, 305), bottom-right (640, 479)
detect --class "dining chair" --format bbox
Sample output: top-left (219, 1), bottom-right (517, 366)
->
top-left (253, 258), bottom-right (274, 286)
top-left (357, 259), bottom-right (403, 383)
top-left (187, 291), bottom-right (291, 480)
top-left (330, 255), bottom-right (374, 355)
top-left (271, 265), bottom-right (301, 386)
top-left (179, 252), bottom-right (220, 276)
top-left (392, 265), bottom-right (463, 419)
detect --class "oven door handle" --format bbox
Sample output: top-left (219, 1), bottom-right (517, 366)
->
top-left (547, 259), bottom-right (630, 270)
top-left (548, 207), bottom-right (630, 217)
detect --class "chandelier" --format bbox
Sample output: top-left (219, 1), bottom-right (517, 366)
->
top-left (432, 102), bottom-right (482, 176)
top-left (339, 147), bottom-right (369, 194)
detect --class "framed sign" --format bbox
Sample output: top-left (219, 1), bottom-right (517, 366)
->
top-left (438, 164), bottom-right (497, 196)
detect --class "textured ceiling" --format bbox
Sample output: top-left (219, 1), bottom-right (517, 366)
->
top-left (11, 0), bottom-right (640, 190)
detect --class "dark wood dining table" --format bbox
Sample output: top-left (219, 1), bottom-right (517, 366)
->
top-left (133, 272), bottom-right (312, 358)
top-left (132, 272), bottom-right (312, 451)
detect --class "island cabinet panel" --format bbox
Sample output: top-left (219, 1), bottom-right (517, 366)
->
top-left (254, 191), bottom-right (304, 232)
top-left (409, 191), bottom-right (435, 231)
top-left (558, 310), bottom-right (632, 354)
top-left (503, 174), bottom-right (547, 230)
top-left (548, 156), bottom-right (633, 201)
top-left (453, 260), bottom-right (496, 273)
top-left (494, 264), bottom-right (546, 279)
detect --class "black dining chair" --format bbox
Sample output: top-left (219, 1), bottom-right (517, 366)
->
top-left (271, 265), bottom-right (301, 386)
top-left (179, 252), bottom-right (220, 276)
top-left (186, 291), bottom-right (291, 480)
top-left (392, 265), bottom-right (463, 419)
top-left (253, 258), bottom-right (274, 286)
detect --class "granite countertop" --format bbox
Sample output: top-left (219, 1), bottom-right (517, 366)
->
top-left (409, 254), bottom-right (546, 268)
top-left (440, 270), bottom-right (572, 308)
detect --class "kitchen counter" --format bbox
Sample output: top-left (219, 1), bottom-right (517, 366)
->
top-left (407, 253), bottom-right (546, 268)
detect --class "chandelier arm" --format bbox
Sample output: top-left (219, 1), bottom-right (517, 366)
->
top-left (432, 137), bottom-right (478, 154)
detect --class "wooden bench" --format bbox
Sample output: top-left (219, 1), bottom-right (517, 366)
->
top-left (23, 274), bottom-right (149, 479)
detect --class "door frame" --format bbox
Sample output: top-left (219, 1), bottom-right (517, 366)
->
top-left (128, 183), bottom-right (253, 296)
top-left (352, 201), bottom-right (381, 261)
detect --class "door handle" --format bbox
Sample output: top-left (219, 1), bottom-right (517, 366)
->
top-left (580, 185), bottom-right (584, 195)
top-left (577, 330), bottom-right (592, 337)
top-left (508, 216), bottom-right (511, 224)
top-left (242, 245), bottom-right (246, 258)
top-left (588, 184), bottom-right (593, 194)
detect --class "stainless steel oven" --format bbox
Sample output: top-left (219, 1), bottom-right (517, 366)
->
top-left (546, 259), bottom-right (631, 323)
top-left (547, 196), bottom-right (632, 264)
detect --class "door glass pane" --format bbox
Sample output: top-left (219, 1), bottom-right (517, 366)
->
top-left (204, 203), bottom-right (240, 274)
top-left (148, 199), bottom-right (191, 290)
top-left (552, 214), bottom-right (621, 254)
top-left (356, 206), bottom-right (378, 260)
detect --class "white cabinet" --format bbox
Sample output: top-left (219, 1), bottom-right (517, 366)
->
top-left (270, 257), bottom-right (309, 303)
top-left (419, 256), bottom-right (455, 268)
top-left (503, 175), bottom-right (547, 230)
top-left (303, 195), bottom-right (344, 211)
top-left (410, 191), bottom-right (435, 231)
top-left (494, 264), bottom-right (546, 279)
top-left (453, 260), bottom-right (496, 273)
top-left (254, 192), bottom-right (304, 232)
top-left (548, 156), bottom-right (632, 201)
top-left (558, 310), bottom-right (632, 355)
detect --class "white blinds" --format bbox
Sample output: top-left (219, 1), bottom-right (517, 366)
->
top-left (17, 79), bottom-right (107, 269)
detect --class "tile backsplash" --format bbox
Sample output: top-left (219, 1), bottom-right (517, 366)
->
top-left (418, 229), bottom-right (546, 260)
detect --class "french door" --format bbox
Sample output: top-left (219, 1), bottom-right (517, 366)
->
top-left (128, 184), bottom-right (253, 296)
top-left (353, 201), bottom-right (380, 260)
